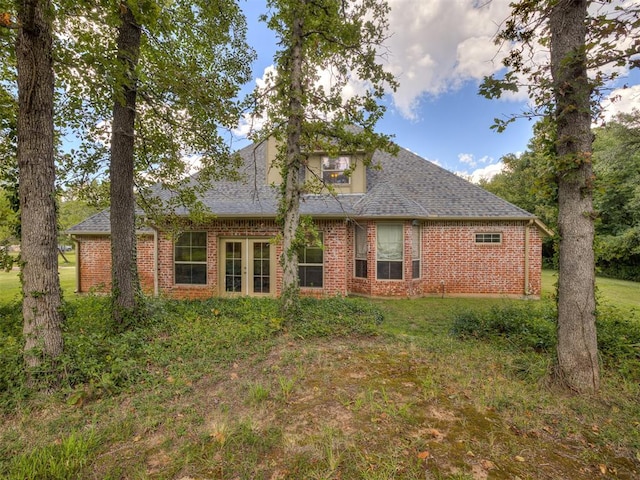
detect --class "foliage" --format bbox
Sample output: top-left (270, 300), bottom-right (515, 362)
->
top-left (483, 112), bottom-right (640, 278)
top-left (55, 0), bottom-right (255, 219)
top-left (452, 302), bottom-right (640, 380)
top-left (5, 430), bottom-right (99, 480)
top-left (452, 303), bottom-right (557, 353)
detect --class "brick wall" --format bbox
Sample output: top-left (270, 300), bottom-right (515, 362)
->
top-left (75, 218), bottom-right (543, 300)
top-left (76, 234), bottom-right (155, 294)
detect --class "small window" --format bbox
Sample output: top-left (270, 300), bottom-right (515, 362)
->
top-left (322, 156), bottom-right (351, 184)
top-left (412, 224), bottom-right (420, 279)
top-left (298, 233), bottom-right (323, 288)
top-left (377, 224), bottom-right (403, 280)
top-left (175, 232), bottom-right (207, 284)
top-left (355, 224), bottom-right (368, 278)
top-left (475, 233), bottom-right (502, 244)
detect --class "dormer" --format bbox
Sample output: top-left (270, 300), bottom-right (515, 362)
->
top-left (265, 136), bottom-right (367, 194)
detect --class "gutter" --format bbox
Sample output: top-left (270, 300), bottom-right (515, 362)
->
top-left (153, 228), bottom-right (159, 297)
top-left (524, 220), bottom-right (532, 295)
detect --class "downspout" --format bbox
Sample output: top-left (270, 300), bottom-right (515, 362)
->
top-left (73, 236), bottom-right (80, 293)
top-left (524, 220), bottom-right (532, 295)
top-left (153, 228), bottom-right (159, 297)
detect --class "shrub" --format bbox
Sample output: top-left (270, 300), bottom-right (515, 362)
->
top-left (596, 304), bottom-right (640, 380)
top-left (451, 302), bottom-right (556, 353)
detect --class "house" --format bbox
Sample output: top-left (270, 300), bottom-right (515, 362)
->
top-left (68, 138), bottom-right (550, 299)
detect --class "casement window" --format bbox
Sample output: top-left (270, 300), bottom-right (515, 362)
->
top-left (475, 232), bottom-right (502, 244)
top-left (174, 231), bottom-right (207, 285)
top-left (376, 224), bottom-right (403, 280)
top-left (322, 156), bottom-right (351, 184)
top-left (412, 224), bottom-right (420, 279)
top-left (298, 233), bottom-right (323, 288)
top-left (355, 224), bottom-right (368, 278)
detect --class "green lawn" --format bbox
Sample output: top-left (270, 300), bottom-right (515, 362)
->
top-left (542, 268), bottom-right (640, 310)
top-left (0, 253), bottom-right (76, 304)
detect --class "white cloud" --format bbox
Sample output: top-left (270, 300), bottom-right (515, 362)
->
top-left (385, 0), bottom-right (513, 118)
top-left (601, 84), bottom-right (640, 122)
top-left (458, 153), bottom-right (476, 167)
top-left (466, 161), bottom-right (505, 183)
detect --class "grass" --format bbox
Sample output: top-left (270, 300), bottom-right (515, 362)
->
top-left (0, 268), bottom-right (639, 478)
top-left (0, 253), bottom-right (76, 303)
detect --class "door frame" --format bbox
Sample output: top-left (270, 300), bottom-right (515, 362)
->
top-left (218, 237), bottom-right (276, 297)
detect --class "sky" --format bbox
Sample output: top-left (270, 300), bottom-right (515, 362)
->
top-left (236, 0), bottom-right (640, 182)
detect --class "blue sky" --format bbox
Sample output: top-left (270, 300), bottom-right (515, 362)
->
top-left (237, 0), bottom-right (640, 182)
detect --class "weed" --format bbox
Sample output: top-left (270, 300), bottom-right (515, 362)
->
top-left (4, 430), bottom-right (98, 480)
top-left (277, 375), bottom-right (296, 401)
top-left (247, 382), bottom-right (270, 404)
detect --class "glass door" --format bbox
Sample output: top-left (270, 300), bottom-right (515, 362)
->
top-left (220, 238), bottom-right (274, 296)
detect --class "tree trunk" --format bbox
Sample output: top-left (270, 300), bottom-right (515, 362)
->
top-left (16, 0), bottom-right (64, 372)
top-left (280, 4), bottom-right (305, 319)
top-left (550, 0), bottom-right (600, 393)
top-left (110, 1), bottom-right (142, 325)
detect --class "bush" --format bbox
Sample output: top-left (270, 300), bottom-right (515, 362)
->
top-left (596, 304), bottom-right (640, 380)
top-left (290, 296), bottom-right (383, 338)
top-left (451, 302), bottom-right (556, 352)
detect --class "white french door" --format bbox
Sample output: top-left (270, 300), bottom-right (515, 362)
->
top-left (219, 238), bottom-right (275, 296)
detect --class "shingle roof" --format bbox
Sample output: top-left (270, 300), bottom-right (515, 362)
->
top-left (68, 140), bottom-right (534, 234)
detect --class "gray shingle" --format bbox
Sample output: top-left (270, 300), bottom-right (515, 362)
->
top-left (68, 140), bottom-right (534, 233)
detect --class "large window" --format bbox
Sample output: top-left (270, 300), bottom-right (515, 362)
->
top-left (412, 224), bottom-right (420, 279)
top-left (355, 223), bottom-right (368, 278)
top-left (377, 224), bottom-right (403, 280)
top-left (322, 156), bottom-right (351, 184)
top-left (298, 234), bottom-right (323, 287)
top-left (175, 232), bottom-right (207, 284)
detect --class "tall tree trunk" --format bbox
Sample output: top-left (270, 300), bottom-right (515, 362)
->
top-left (110, 1), bottom-right (142, 325)
top-left (550, 0), bottom-right (600, 393)
top-left (280, 4), bottom-right (305, 319)
top-left (16, 0), bottom-right (64, 372)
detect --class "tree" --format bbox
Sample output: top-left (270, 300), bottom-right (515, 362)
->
top-left (13, 0), bottom-right (64, 374)
top-left (56, 0), bottom-right (253, 324)
top-left (481, 0), bottom-right (640, 393)
top-left (109, 0), bottom-right (143, 325)
top-left (254, 0), bottom-right (397, 318)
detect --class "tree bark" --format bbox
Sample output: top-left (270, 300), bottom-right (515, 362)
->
top-left (110, 1), bottom-right (142, 324)
top-left (550, 0), bottom-right (600, 393)
top-left (16, 0), bottom-right (64, 371)
top-left (280, 3), bottom-right (306, 319)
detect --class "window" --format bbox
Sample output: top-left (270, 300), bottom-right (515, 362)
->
top-left (355, 224), bottom-right (368, 278)
top-left (377, 224), bottom-right (403, 280)
top-left (175, 232), bottom-right (207, 284)
top-left (412, 224), bottom-right (420, 279)
top-left (322, 156), bottom-right (351, 184)
top-left (298, 234), bottom-right (323, 287)
top-left (475, 232), bottom-right (502, 244)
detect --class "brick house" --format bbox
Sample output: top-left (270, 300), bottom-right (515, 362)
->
top-left (68, 138), bottom-right (550, 299)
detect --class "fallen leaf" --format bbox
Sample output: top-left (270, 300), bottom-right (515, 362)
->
top-left (230, 372), bottom-right (239, 380)
top-left (599, 464), bottom-right (607, 474)
top-left (515, 455), bottom-right (525, 462)
top-left (481, 459), bottom-right (495, 470)
top-left (427, 428), bottom-right (442, 438)
top-left (591, 425), bottom-right (600, 433)
top-left (417, 450), bottom-right (430, 460)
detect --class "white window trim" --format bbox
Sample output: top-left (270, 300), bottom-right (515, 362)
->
top-left (474, 232), bottom-right (502, 245)
top-left (174, 231), bottom-right (208, 285)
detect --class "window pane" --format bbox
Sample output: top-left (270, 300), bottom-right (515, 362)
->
top-left (377, 224), bottom-right (403, 260)
top-left (191, 264), bottom-right (207, 284)
top-left (322, 156), bottom-right (351, 184)
top-left (355, 224), bottom-right (367, 259)
top-left (377, 261), bottom-right (402, 280)
top-left (412, 225), bottom-right (420, 260)
top-left (175, 264), bottom-right (191, 284)
top-left (174, 246), bottom-right (191, 262)
top-left (191, 232), bottom-right (207, 247)
top-left (304, 247), bottom-right (323, 264)
top-left (299, 266), bottom-right (323, 287)
top-left (355, 259), bottom-right (367, 278)
top-left (191, 247), bottom-right (207, 262)
top-left (412, 260), bottom-right (420, 279)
